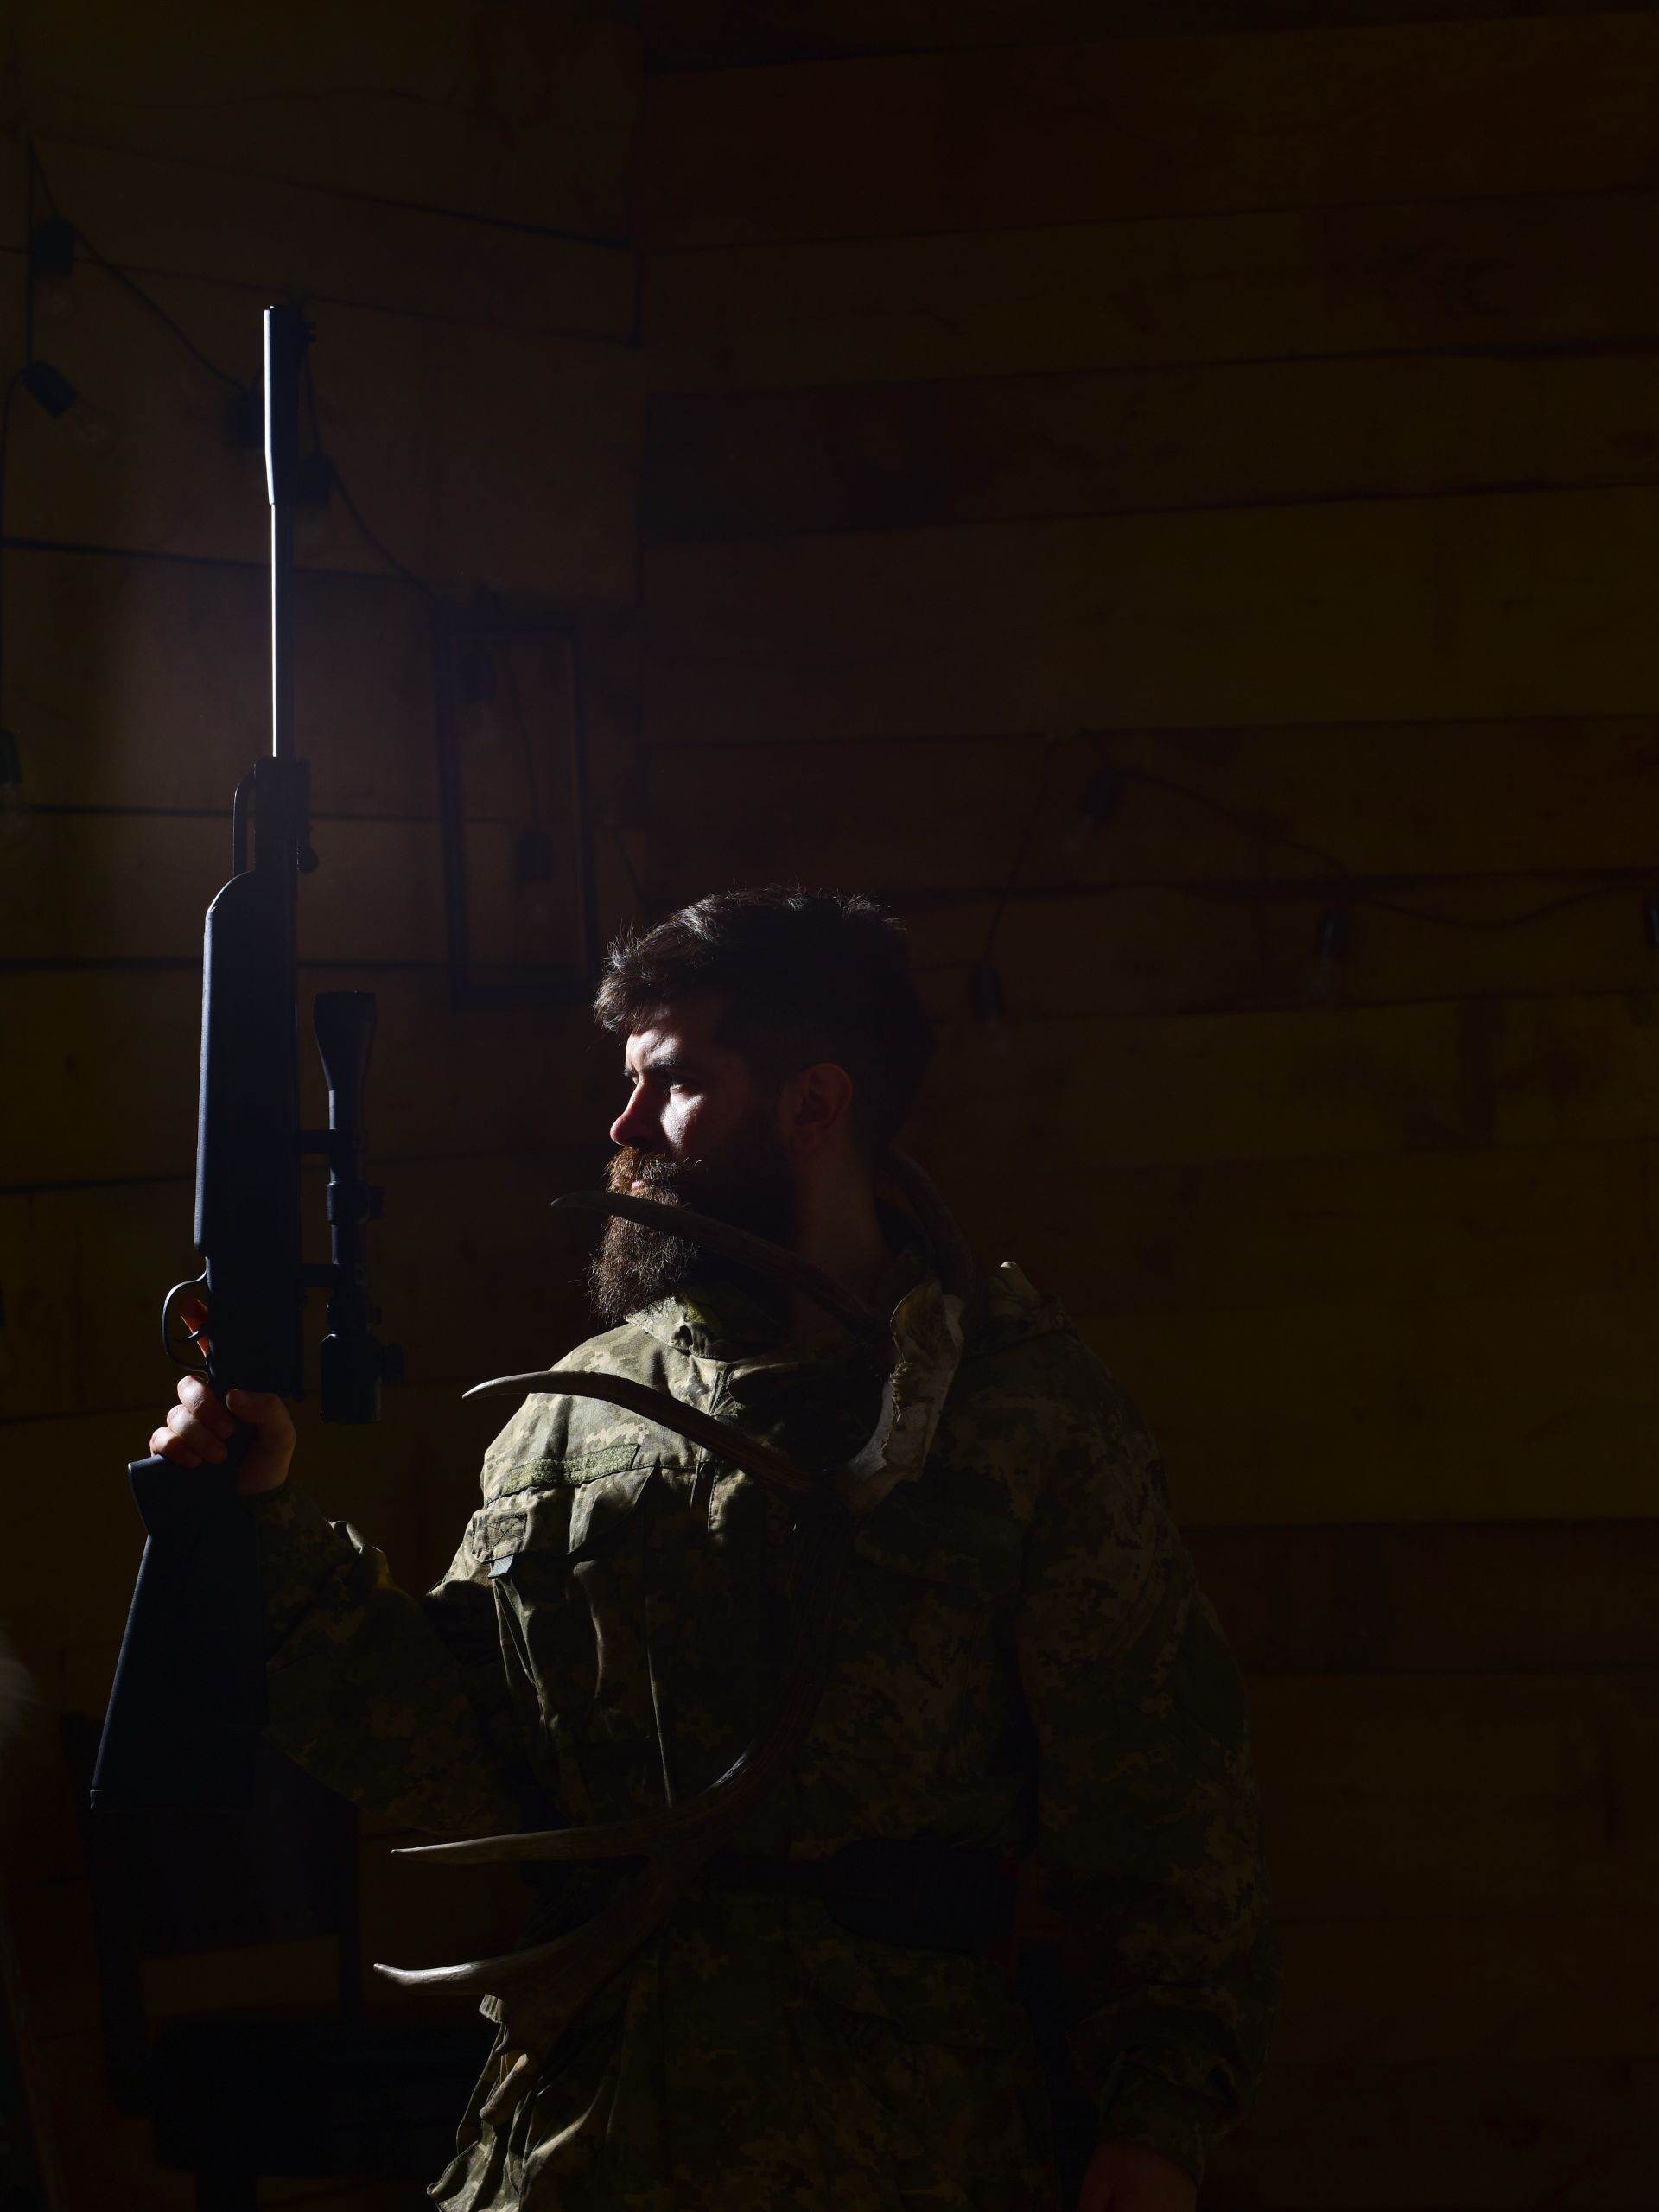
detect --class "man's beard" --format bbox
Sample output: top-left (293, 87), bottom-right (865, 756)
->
top-left (586, 1101), bottom-right (798, 1330)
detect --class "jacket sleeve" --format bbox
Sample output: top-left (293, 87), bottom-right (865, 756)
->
top-left (244, 1478), bottom-right (531, 1835)
top-left (1012, 1348), bottom-right (1281, 2185)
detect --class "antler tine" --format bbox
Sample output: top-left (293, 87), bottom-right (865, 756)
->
top-left (552, 1190), bottom-right (889, 1354)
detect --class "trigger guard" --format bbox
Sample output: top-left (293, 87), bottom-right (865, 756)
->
top-left (161, 1274), bottom-right (211, 1375)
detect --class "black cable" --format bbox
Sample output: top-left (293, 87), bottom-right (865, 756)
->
top-left (28, 146), bottom-right (245, 394)
top-left (0, 368), bottom-right (21, 750)
top-left (22, 145), bottom-right (35, 372)
top-left (326, 454), bottom-right (432, 593)
top-left (297, 349), bottom-right (433, 593)
top-left (500, 644), bottom-right (541, 824)
top-left (978, 729), bottom-right (1077, 968)
top-left (1112, 756), bottom-right (1352, 884)
top-left (1356, 881), bottom-right (1626, 931)
top-left (604, 818), bottom-right (652, 916)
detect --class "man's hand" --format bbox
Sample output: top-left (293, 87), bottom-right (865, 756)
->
top-left (1075, 2139), bottom-right (1198, 2212)
top-left (145, 1297), bottom-right (296, 1496)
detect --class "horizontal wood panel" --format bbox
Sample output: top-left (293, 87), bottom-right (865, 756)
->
top-left (0, 1147), bottom-right (606, 1425)
top-left (10, 1137), bottom-right (1643, 1428)
top-left (646, 721), bottom-right (1659, 890)
top-left (2, 814), bottom-right (594, 969)
top-left (1269, 1913), bottom-right (1659, 2065)
top-left (644, 0), bottom-right (1651, 70)
top-left (6, 556), bottom-right (639, 823)
top-left (1203, 2055), bottom-right (1659, 2206)
top-left (642, 486), bottom-right (1659, 742)
top-left (1189, 1522), bottom-right (1659, 1673)
top-left (714, 878), bottom-right (1659, 1020)
top-left (18, 974), bottom-right (1659, 1184)
top-left (31, 817), bottom-right (1659, 1018)
top-left (1250, 1673), bottom-right (1659, 1918)
top-left (0, 269), bottom-right (641, 597)
top-left (645, 347), bottom-right (1659, 540)
top-left (16, 3), bottom-right (639, 239)
top-left (917, 990), bottom-right (1659, 1165)
top-left (5, 555), bottom-right (436, 814)
top-left (643, 12), bottom-right (1659, 249)
top-left (0, 969), bottom-right (608, 1187)
top-left (645, 185), bottom-right (1659, 391)
top-left (963, 1141), bottom-right (1651, 1316)
top-left (21, 133), bottom-right (634, 339)
top-left (1071, 1292), bottom-right (1659, 1523)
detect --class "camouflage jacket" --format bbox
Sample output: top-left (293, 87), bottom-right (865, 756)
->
top-left (248, 1235), bottom-right (1279, 2211)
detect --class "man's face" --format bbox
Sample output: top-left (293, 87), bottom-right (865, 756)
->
top-left (588, 991), bottom-right (797, 1326)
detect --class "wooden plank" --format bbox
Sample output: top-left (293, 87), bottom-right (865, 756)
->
top-left (19, 969), bottom-right (1659, 1184)
top-left (2, 814), bottom-right (448, 965)
top-left (644, 0), bottom-right (1651, 71)
top-left (1188, 1522), bottom-right (1659, 1674)
top-left (4, 555), bottom-right (438, 816)
top-left (645, 348), bottom-right (1659, 541)
top-left (29, 132), bottom-right (633, 339)
top-left (0, 1146), bottom-right (607, 1425)
top-left (1, 812), bottom-right (596, 969)
top-left (0, 969), bottom-right (607, 1187)
top-left (11, 1138), bottom-right (1642, 1429)
top-left (0, 270), bottom-right (641, 597)
top-left (961, 1141), bottom-right (1652, 1316)
top-left (918, 990), bottom-right (1659, 1166)
top-left (1068, 1292), bottom-right (1659, 1523)
top-left (642, 13), bottom-right (1659, 250)
top-left (6, 556), bottom-right (639, 823)
top-left (1249, 1673), bottom-right (1659, 1918)
top-left (1203, 2056), bottom-right (1659, 2206)
top-left (16, 3), bottom-right (639, 239)
top-left (1268, 1914), bottom-right (1659, 2065)
top-left (641, 486), bottom-right (1659, 743)
top-left (645, 721), bottom-right (1659, 893)
top-left (644, 185), bottom-right (1659, 391)
top-left (652, 871), bottom-right (1659, 1022)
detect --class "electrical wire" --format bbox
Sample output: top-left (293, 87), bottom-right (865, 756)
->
top-left (977, 729), bottom-right (1077, 969)
top-left (0, 368), bottom-right (21, 750)
top-left (1107, 753), bottom-right (1352, 884)
top-left (28, 144), bottom-right (245, 394)
top-left (501, 644), bottom-right (541, 824)
top-left (604, 818), bottom-right (652, 916)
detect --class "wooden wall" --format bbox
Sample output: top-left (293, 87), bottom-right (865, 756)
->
top-left (636, 10), bottom-right (1659, 2206)
top-left (0, 4), bottom-right (644, 2204)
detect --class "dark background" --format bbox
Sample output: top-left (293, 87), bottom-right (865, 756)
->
top-left (3, 2), bottom-right (1657, 2204)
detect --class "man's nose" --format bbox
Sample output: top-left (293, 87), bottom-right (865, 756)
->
top-left (610, 1090), bottom-right (658, 1150)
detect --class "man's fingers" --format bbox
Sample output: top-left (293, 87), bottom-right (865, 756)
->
top-left (164, 1402), bottom-right (227, 1464)
top-left (224, 1388), bottom-right (288, 1442)
top-left (149, 1423), bottom-right (201, 1468)
top-left (178, 1374), bottom-right (233, 1433)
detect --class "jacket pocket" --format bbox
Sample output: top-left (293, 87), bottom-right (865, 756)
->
top-left (468, 1463), bottom-right (661, 1821)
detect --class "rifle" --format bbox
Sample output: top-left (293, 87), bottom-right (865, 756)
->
top-left (91, 304), bottom-right (400, 1815)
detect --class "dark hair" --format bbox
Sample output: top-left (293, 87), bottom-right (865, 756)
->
top-left (593, 886), bottom-right (934, 1157)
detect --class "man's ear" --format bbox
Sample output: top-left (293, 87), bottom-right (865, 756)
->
top-left (780, 1060), bottom-right (855, 1156)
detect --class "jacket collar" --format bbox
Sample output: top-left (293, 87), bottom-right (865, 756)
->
top-left (625, 1205), bottom-right (931, 1366)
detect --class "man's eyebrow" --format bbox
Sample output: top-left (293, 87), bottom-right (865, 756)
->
top-left (623, 1052), bottom-right (696, 1079)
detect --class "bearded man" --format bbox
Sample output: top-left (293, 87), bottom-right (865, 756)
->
top-left (149, 887), bottom-right (1279, 2212)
